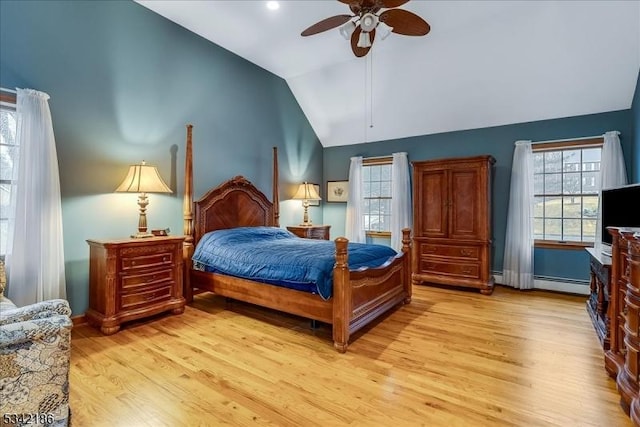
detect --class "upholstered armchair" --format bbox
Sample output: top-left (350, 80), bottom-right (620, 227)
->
top-left (0, 262), bottom-right (72, 427)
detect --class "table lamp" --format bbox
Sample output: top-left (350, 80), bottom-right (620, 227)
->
top-left (115, 160), bottom-right (172, 238)
top-left (292, 182), bottom-right (321, 226)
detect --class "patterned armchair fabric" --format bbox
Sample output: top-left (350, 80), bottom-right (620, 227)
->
top-left (0, 296), bottom-right (72, 427)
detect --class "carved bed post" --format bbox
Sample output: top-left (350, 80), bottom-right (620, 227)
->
top-left (273, 146), bottom-right (279, 227)
top-left (402, 228), bottom-right (412, 304)
top-left (183, 124), bottom-right (194, 303)
top-left (333, 237), bottom-right (350, 353)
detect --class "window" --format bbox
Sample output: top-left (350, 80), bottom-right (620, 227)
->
top-left (362, 157), bottom-right (392, 235)
top-left (0, 93), bottom-right (17, 257)
top-left (532, 138), bottom-right (602, 247)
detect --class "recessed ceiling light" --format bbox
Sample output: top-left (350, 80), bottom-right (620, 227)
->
top-left (266, 1), bottom-right (280, 11)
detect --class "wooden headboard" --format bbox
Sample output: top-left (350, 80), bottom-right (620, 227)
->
top-left (193, 175), bottom-right (277, 245)
top-left (182, 125), bottom-right (280, 250)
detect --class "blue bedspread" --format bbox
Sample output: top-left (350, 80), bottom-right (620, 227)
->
top-left (191, 227), bottom-right (398, 300)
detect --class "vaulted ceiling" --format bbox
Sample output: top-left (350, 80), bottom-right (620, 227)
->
top-left (137, 1), bottom-right (640, 147)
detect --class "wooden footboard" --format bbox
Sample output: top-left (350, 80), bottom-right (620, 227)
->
top-left (332, 228), bottom-right (412, 353)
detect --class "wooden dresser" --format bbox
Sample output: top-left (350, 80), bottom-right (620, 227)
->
top-left (411, 155), bottom-right (495, 294)
top-left (605, 227), bottom-right (640, 424)
top-left (287, 225), bottom-right (330, 240)
top-left (586, 247), bottom-right (612, 349)
top-left (86, 236), bottom-right (185, 334)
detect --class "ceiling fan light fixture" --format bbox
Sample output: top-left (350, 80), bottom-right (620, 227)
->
top-left (359, 12), bottom-right (378, 32)
top-left (339, 20), bottom-right (356, 40)
top-left (357, 31), bottom-right (371, 48)
top-left (300, 0), bottom-right (430, 58)
top-left (377, 21), bottom-right (393, 40)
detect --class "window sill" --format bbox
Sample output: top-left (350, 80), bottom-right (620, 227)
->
top-left (366, 231), bottom-right (391, 238)
top-left (534, 240), bottom-right (593, 250)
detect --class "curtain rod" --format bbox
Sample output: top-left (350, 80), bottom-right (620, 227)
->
top-left (0, 87), bottom-right (17, 94)
top-left (364, 152), bottom-right (407, 160)
top-left (532, 133), bottom-right (613, 145)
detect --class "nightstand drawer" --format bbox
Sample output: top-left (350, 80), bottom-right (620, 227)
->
top-left (286, 225), bottom-right (331, 240)
top-left (121, 268), bottom-right (174, 291)
top-left (121, 251), bottom-right (173, 271)
top-left (307, 227), bottom-right (329, 239)
top-left (121, 284), bottom-right (172, 310)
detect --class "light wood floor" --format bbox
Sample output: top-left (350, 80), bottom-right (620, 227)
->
top-left (70, 285), bottom-right (631, 427)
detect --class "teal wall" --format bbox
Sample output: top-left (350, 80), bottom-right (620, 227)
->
top-left (323, 110), bottom-right (633, 282)
top-left (0, 1), bottom-right (322, 314)
top-left (632, 69), bottom-right (640, 182)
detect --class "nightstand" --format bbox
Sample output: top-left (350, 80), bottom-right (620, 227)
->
top-left (86, 236), bottom-right (185, 335)
top-left (286, 225), bottom-right (331, 240)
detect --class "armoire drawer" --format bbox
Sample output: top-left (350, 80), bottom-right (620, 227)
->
top-left (419, 259), bottom-right (480, 279)
top-left (420, 243), bottom-right (480, 260)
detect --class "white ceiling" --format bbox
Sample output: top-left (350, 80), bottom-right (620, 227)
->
top-left (137, 1), bottom-right (640, 147)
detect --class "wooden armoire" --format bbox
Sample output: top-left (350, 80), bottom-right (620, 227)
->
top-left (411, 155), bottom-right (495, 294)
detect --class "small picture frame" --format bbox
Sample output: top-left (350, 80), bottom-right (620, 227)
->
top-left (308, 184), bottom-right (320, 206)
top-left (327, 181), bottom-right (349, 203)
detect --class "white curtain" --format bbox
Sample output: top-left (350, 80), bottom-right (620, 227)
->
top-left (390, 152), bottom-right (412, 252)
top-left (503, 141), bottom-right (534, 289)
top-left (595, 130), bottom-right (628, 247)
top-left (6, 88), bottom-right (66, 306)
top-left (345, 156), bottom-right (365, 243)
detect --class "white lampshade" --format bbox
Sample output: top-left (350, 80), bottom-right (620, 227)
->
top-left (115, 161), bottom-right (172, 194)
top-left (339, 21), bottom-right (356, 40)
top-left (357, 32), bottom-right (372, 48)
top-left (292, 182), bottom-right (320, 226)
top-left (378, 21), bottom-right (394, 40)
top-left (292, 182), bottom-right (321, 201)
top-left (115, 161), bottom-right (172, 238)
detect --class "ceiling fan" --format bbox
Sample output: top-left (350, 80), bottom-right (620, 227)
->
top-left (301, 0), bottom-right (430, 58)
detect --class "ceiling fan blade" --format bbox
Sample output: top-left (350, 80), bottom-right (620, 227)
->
top-left (379, 0), bottom-right (409, 8)
top-left (350, 27), bottom-right (376, 57)
top-left (337, 0), bottom-right (362, 14)
top-left (379, 9), bottom-right (430, 36)
top-left (301, 15), bottom-right (353, 36)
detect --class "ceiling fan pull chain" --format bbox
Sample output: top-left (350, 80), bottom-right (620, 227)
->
top-left (364, 51), bottom-right (368, 142)
top-left (369, 49), bottom-right (374, 129)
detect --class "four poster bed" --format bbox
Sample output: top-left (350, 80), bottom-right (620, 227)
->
top-left (181, 125), bottom-right (412, 352)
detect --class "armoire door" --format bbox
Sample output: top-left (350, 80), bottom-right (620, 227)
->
top-left (449, 167), bottom-right (481, 240)
top-left (417, 168), bottom-right (448, 238)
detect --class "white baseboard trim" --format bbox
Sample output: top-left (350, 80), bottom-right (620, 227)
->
top-left (493, 273), bottom-right (589, 295)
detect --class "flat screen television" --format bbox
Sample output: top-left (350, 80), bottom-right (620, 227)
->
top-left (601, 183), bottom-right (640, 246)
